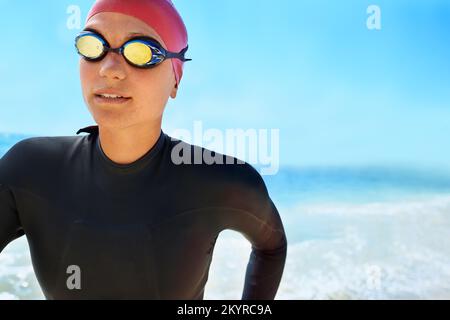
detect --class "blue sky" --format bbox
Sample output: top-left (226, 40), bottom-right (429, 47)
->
top-left (0, 0), bottom-right (449, 168)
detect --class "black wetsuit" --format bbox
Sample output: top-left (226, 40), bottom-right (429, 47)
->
top-left (0, 125), bottom-right (287, 300)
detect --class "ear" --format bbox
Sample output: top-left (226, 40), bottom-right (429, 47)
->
top-left (170, 83), bottom-right (178, 99)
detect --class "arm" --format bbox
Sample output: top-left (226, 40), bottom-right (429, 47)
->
top-left (239, 198), bottom-right (287, 300)
top-left (1, 146), bottom-right (26, 253)
top-left (0, 183), bottom-right (24, 253)
top-left (222, 166), bottom-right (288, 300)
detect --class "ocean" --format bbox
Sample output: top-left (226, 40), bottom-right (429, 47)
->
top-left (1, 134), bottom-right (450, 299)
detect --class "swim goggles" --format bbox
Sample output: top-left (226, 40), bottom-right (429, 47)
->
top-left (75, 30), bottom-right (192, 69)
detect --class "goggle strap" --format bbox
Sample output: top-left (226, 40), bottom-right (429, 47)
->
top-left (166, 46), bottom-right (192, 62)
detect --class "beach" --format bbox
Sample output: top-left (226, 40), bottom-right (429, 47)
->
top-left (1, 137), bottom-right (450, 299)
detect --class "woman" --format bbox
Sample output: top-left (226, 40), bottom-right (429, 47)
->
top-left (0, 0), bottom-right (287, 300)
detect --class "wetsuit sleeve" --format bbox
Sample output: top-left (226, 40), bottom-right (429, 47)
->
top-left (0, 146), bottom-right (25, 253)
top-left (223, 168), bottom-right (288, 300)
top-left (241, 198), bottom-right (287, 300)
top-left (0, 183), bottom-right (23, 253)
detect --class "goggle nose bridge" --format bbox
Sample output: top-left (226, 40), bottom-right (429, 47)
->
top-left (103, 46), bottom-right (124, 55)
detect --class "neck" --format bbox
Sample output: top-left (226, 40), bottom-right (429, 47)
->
top-left (97, 121), bottom-right (162, 165)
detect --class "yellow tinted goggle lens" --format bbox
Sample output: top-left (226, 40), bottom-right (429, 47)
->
top-left (77, 35), bottom-right (104, 58)
top-left (123, 42), bottom-right (153, 66)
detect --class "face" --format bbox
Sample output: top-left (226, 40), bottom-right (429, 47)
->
top-left (80, 12), bottom-right (178, 130)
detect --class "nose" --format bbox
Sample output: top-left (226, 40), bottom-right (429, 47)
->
top-left (98, 51), bottom-right (127, 81)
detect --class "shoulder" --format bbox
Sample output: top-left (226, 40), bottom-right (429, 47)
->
top-left (0, 135), bottom-right (85, 183)
top-left (1, 135), bottom-right (82, 162)
top-left (164, 134), bottom-right (270, 209)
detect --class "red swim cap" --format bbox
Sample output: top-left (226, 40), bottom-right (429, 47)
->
top-left (86, 0), bottom-right (189, 87)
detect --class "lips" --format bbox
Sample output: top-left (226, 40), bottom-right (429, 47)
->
top-left (93, 90), bottom-right (132, 105)
top-left (97, 93), bottom-right (127, 99)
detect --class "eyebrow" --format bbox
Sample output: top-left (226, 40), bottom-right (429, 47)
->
top-left (82, 27), bottom-right (102, 35)
top-left (127, 31), bottom-right (147, 37)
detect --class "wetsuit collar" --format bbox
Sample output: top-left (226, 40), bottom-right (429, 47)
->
top-left (76, 125), bottom-right (99, 135)
top-left (76, 125), bottom-right (166, 172)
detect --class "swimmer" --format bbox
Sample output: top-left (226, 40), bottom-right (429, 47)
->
top-left (0, 0), bottom-right (287, 299)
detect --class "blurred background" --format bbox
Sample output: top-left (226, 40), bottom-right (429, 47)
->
top-left (1, 0), bottom-right (450, 299)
